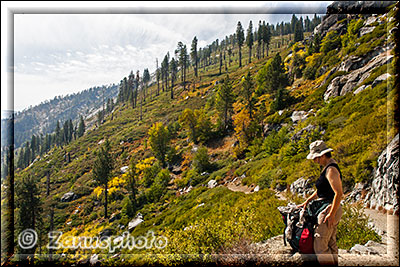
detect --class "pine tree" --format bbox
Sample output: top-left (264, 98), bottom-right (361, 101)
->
top-left (176, 42), bottom-right (188, 90)
top-left (291, 14), bottom-right (298, 36)
top-left (143, 68), bottom-right (151, 102)
top-left (77, 115), bottom-right (85, 138)
top-left (256, 53), bottom-right (288, 96)
top-left (216, 75), bottom-right (235, 132)
top-left (246, 20), bottom-right (254, 64)
top-left (156, 59), bottom-right (160, 96)
top-left (236, 21), bottom-right (245, 68)
top-left (219, 50), bottom-right (223, 75)
top-left (170, 57), bottom-right (178, 99)
top-left (262, 21), bottom-right (271, 57)
top-left (294, 20), bottom-right (304, 42)
top-left (55, 120), bottom-right (61, 146)
top-left (93, 139), bottom-right (113, 219)
top-left (257, 21), bottom-right (263, 59)
top-left (241, 71), bottom-right (255, 119)
top-left (16, 174), bottom-right (42, 261)
top-left (128, 71), bottom-right (135, 107)
top-left (161, 53), bottom-right (169, 92)
top-left (190, 36), bottom-right (198, 78)
top-left (179, 108), bottom-right (198, 143)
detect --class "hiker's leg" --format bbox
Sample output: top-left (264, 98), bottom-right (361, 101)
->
top-left (314, 222), bottom-right (336, 265)
top-left (327, 205), bottom-right (343, 266)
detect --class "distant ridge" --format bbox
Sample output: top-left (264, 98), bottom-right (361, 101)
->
top-left (3, 84), bottom-right (118, 149)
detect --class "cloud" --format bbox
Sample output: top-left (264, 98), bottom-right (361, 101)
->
top-left (10, 2), bottom-right (332, 111)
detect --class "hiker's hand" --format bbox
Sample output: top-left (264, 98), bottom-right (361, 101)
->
top-left (323, 213), bottom-right (334, 228)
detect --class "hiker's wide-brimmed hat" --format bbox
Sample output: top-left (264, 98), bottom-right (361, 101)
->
top-left (306, 140), bottom-right (333, 160)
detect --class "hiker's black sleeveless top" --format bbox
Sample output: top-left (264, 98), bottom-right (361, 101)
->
top-left (316, 163), bottom-right (342, 201)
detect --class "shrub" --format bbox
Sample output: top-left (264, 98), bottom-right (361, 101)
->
top-left (146, 169), bottom-right (170, 203)
top-left (337, 203), bottom-right (381, 250)
top-left (121, 196), bottom-right (136, 218)
top-left (148, 122), bottom-right (171, 167)
top-left (192, 146), bottom-right (212, 173)
top-left (141, 160), bottom-right (162, 188)
top-left (321, 31), bottom-right (341, 54)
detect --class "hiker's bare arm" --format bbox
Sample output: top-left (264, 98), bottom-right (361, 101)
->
top-left (298, 190), bottom-right (318, 209)
top-left (323, 167), bottom-right (344, 227)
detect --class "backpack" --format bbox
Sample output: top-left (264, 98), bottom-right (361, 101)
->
top-left (278, 199), bottom-right (331, 254)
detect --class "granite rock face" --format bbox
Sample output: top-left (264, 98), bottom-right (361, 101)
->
top-left (363, 134), bottom-right (399, 214)
top-left (326, 1), bottom-right (396, 15)
top-left (324, 51), bottom-right (394, 100)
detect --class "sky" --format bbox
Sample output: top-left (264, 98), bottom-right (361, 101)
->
top-left (1, 1), bottom-right (332, 113)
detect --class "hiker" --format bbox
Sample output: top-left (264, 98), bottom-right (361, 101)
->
top-left (298, 140), bottom-right (344, 266)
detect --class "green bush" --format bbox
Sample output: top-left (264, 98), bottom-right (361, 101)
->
top-left (146, 169), bottom-right (170, 202)
top-left (321, 31), bottom-right (341, 54)
top-left (337, 203), bottom-right (381, 250)
top-left (193, 146), bottom-right (212, 173)
top-left (141, 160), bottom-right (162, 188)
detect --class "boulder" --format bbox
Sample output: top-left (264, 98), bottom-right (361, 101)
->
top-left (324, 76), bottom-right (348, 101)
top-left (128, 213), bottom-right (144, 231)
top-left (340, 53), bottom-right (394, 96)
top-left (208, 179), bottom-right (217, 189)
top-left (60, 191), bottom-right (80, 202)
top-left (291, 125), bottom-right (318, 142)
top-left (359, 26), bottom-right (376, 37)
top-left (371, 73), bottom-right (391, 88)
top-left (109, 212), bottom-right (121, 223)
top-left (290, 177), bottom-right (314, 198)
top-left (120, 166), bottom-right (129, 173)
top-left (90, 254), bottom-right (99, 265)
top-left (327, 19), bottom-right (348, 36)
top-left (350, 244), bottom-right (379, 255)
top-left (365, 240), bottom-right (387, 255)
top-left (353, 85), bottom-right (370, 95)
top-left (171, 165), bottom-right (182, 175)
top-left (263, 123), bottom-right (282, 136)
top-left (291, 111), bottom-right (308, 123)
top-left (364, 16), bottom-right (378, 26)
top-left (321, 67), bottom-right (338, 88)
top-left (346, 182), bottom-right (368, 203)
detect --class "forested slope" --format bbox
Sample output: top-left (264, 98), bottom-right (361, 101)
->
top-left (4, 1), bottom-right (398, 265)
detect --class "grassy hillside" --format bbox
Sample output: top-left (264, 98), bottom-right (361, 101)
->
top-left (8, 5), bottom-right (397, 265)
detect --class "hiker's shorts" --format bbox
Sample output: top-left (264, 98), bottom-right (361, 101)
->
top-left (313, 204), bottom-right (343, 266)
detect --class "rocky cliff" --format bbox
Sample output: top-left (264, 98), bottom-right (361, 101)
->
top-left (363, 134), bottom-right (399, 214)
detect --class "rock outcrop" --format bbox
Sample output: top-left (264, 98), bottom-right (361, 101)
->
top-left (128, 213), bottom-right (144, 231)
top-left (60, 191), bottom-right (80, 202)
top-left (363, 134), bottom-right (399, 214)
top-left (326, 1), bottom-right (396, 15)
top-left (324, 50), bottom-right (394, 100)
top-left (289, 177), bottom-right (314, 198)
